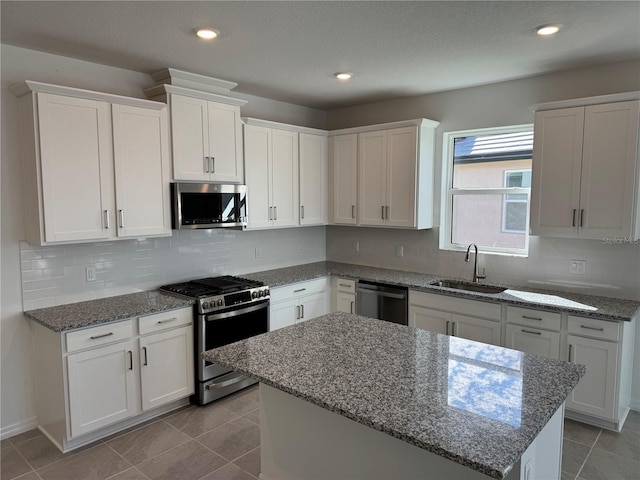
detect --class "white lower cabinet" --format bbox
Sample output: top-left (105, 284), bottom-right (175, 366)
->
top-left (270, 278), bottom-right (329, 330)
top-left (408, 291), bottom-right (501, 346)
top-left (32, 307), bottom-right (194, 452)
top-left (332, 278), bottom-right (356, 314)
top-left (67, 338), bottom-right (139, 438)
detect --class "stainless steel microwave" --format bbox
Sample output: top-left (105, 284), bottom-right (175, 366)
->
top-left (171, 183), bottom-right (247, 229)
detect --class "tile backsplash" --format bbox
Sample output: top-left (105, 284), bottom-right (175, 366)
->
top-left (326, 226), bottom-right (640, 301)
top-left (20, 227), bottom-right (326, 310)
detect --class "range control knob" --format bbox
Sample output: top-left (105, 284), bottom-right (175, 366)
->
top-left (217, 299), bottom-right (224, 307)
top-left (252, 291), bottom-right (258, 299)
top-left (264, 288), bottom-right (270, 296)
top-left (202, 302), bottom-right (210, 310)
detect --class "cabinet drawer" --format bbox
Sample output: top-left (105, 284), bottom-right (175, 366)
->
top-left (139, 307), bottom-right (193, 335)
top-left (505, 306), bottom-right (561, 331)
top-left (409, 290), bottom-right (501, 320)
top-left (568, 316), bottom-right (620, 342)
top-left (66, 319), bottom-right (135, 353)
top-left (270, 277), bottom-right (328, 303)
top-left (335, 278), bottom-right (356, 294)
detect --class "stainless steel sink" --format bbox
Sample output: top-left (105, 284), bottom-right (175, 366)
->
top-left (430, 280), bottom-right (507, 294)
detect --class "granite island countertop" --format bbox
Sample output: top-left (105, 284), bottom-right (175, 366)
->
top-left (204, 312), bottom-right (586, 479)
top-left (24, 291), bottom-right (195, 332)
top-left (244, 261), bottom-right (640, 322)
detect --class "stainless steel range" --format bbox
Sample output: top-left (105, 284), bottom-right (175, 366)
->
top-left (159, 276), bottom-right (269, 404)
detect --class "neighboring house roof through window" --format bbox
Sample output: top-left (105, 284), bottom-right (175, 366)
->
top-left (454, 132), bottom-right (533, 164)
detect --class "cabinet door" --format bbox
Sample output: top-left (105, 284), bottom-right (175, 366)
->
top-left (530, 108), bottom-right (584, 237)
top-left (208, 102), bottom-right (243, 183)
top-left (170, 94), bottom-right (209, 180)
top-left (332, 134), bottom-right (358, 225)
top-left (579, 101), bottom-right (639, 239)
top-left (505, 324), bottom-right (560, 359)
top-left (271, 129), bottom-right (299, 227)
top-left (298, 291), bottom-right (328, 323)
top-left (37, 93), bottom-right (114, 242)
top-left (139, 326), bottom-right (194, 411)
top-left (112, 104), bottom-right (171, 237)
top-left (299, 133), bottom-right (328, 225)
top-left (358, 130), bottom-right (387, 226)
top-left (336, 292), bottom-right (356, 314)
top-left (452, 314), bottom-right (501, 346)
top-left (566, 334), bottom-right (618, 420)
top-left (386, 127), bottom-right (417, 228)
top-left (409, 306), bottom-right (449, 335)
top-left (67, 340), bottom-right (139, 438)
top-left (244, 125), bottom-right (272, 229)
top-left (270, 298), bottom-right (299, 331)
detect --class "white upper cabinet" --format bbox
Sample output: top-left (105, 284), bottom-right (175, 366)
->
top-left (331, 118), bottom-right (439, 230)
top-left (170, 94), bottom-right (244, 183)
top-left (243, 122), bottom-right (299, 229)
top-left (331, 134), bottom-right (358, 225)
top-left (299, 133), bottom-right (328, 225)
top-left (112, 104), bottom-right (171, 238)
top-left (531, 96), bottom-right (640, 239)
top-left (13, 81), bottom-right (171, 245)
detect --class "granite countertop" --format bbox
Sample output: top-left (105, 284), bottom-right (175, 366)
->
top-left (24, 291), bottom-right (194, 332)
top-left (204, 313), bottom-right (585, 479)
top-left (244, 261), bottom-right (640, 322)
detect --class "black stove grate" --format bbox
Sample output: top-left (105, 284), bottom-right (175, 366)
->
top-left (159, 275), bottom-right (263, 298)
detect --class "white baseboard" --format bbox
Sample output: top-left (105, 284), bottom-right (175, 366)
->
top-left (1, 416), bottom-right (38, 441)
top-left (629, 400), bottom-right (640, 412)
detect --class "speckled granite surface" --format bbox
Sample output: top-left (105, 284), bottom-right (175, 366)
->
top-left (204, 313), bottom-right (585, 480)
top-left (244, 261), bottom-right (640, 322)
top-left (24, 291), bottom-right (194, 332)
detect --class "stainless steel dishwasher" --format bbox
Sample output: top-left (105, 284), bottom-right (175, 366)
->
top-left (356, 281), bottom-right (408, 325)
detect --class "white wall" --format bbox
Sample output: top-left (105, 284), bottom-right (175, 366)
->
top-left (325, 59), bottom-right (640, 408)
top-left (0, 44), bottom-right (326, 437)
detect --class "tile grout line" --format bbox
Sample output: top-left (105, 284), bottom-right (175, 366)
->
top-left (575, 429), bottom-right (601, 479)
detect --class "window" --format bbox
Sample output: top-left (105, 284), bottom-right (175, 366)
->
top-left (440, 125), bottom-right (533, 255)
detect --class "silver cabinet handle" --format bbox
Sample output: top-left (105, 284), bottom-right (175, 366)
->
top-left (90, 332), bottom-right (114, 340)
top-left (350, 301), bottom-right (354, 313)
top-left (157, 317), bottom-right (177, 325)
top-left (269, 207), bottom-right (273, 221)
top-left (381, 206), bottom-right (385, 219)
top-left (118, 210), bottom-right (125, 228)
top-left (572, 209), bottom-right (577, 227)
top-left (293, 288), bottom-right (306, 293)
top-left (274, 206), bottom-right (277, 221)
top-left (211, 157), bottom-right (215, 173)
top-left (296, 305), bottom-right (300, 320)
top-left (522, 315), bottom-right (542, 321)
top-left (521, 329), bottom-right (542, 335)
top-left (338, 283), bottom-right (351, 288)
top-left (301, 205), bottom-right (304, 219)
top-left (568, 344), bottom-right (574, 362)
top-left (104, 210), bottom-right (110, 229)
top-left (352, 205), bottom-right (356, 219)
top-left (452, 322), bottom-right (457, 336)
top-left (580, 325), bottom-right (604, 332)
top-left (301, 304), bottom-right (305, 319)
top-left (142, 346), bottom-right (148, 366)
top-left (580, 209), bottom-right (585, 227)
top-left (128, 350), bottom-right (133, 370)
top-left (385, 206), bottom-right (389, 220)
top-left (446, 320), bottom-right (450, 335)
top-left (204, 156), bottom-right (210, 173)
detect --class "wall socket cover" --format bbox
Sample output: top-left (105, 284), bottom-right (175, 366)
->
top-left (85, 266), bottom-right (96, 282)
top-left (255, 247), bottom-right (262, 258)
top-left (569, 259), bottom-right (586, 275)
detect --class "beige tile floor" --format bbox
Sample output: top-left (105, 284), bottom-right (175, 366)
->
top-left (2, 386), bottom-right (639, 480)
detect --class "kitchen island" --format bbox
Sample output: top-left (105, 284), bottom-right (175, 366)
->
top-left (204, 313), bottom-right (585, 480)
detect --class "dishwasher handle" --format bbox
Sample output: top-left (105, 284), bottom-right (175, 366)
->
top-left (356, 284), bottom-right (407, 300)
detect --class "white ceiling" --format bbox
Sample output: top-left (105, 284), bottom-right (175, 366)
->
top-left (2, 1), bottom-right (639, 110)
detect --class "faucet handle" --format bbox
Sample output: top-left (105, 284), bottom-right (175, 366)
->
top-left (476, 268), bottom-right (487, 281)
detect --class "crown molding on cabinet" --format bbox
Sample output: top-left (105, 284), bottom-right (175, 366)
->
top-left (242, 117), bottom-right (328, 136)
top-left (144, 84), bottom-right (247, 107)
top-left (10, 80), bottom-right (167, 109)
top-left (328, 118), bottom-right (440, 136)
top-left (149, 68), bottom-right (238, 93)
top-left (530, 91), bottom-right (640, 112)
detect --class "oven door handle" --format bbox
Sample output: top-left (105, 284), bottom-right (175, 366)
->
top-left (205, 375), bottom-right (252, 389)
top-left (205, 301), bottom-right (268, 321)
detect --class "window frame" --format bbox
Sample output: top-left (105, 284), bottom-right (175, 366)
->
top-left (501, 169), bottom-right (531, 234)
top-left (439, 124), bottom-right (533, 256)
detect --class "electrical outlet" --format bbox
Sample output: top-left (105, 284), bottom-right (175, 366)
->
top-left (396, 245), bottom-right (404, 257)
top-left (569, 259), bottom-right (586, 275)
top-left (85, 266), bottom-right (96, 282)
top-left (352, 241), bottom-right (360, 252)
top-left (294, 244), bottom-right (301, 254)
top-left (255, 247), bottom-right (262, 259)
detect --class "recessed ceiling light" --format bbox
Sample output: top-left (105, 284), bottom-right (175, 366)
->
top-left (335, 72), bottom-right (353, 80)
top-left (535, 24), bottom-right (560, 36)
top-left (195, 28), bottom-right (220, 40)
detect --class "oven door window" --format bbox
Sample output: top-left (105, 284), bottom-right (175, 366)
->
top-left (204, 303), bottom-right (268, 364)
